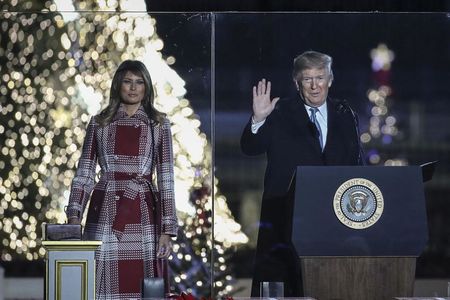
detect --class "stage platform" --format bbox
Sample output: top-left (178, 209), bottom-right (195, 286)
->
top-left (1, 277), bottom-right (449, 299)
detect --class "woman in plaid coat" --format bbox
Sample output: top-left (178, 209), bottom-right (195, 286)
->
top-left (67, 60), bottom-right (178, 299)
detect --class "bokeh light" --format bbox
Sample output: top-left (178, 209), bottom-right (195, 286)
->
top-left (362, 44), bottom-right (406, 166)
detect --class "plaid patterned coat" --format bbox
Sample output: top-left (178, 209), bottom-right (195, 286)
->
top-left (67, 104), bottom-right (177, 299)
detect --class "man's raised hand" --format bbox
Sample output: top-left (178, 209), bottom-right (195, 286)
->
top-left (252, 79), bottom-right (280, 123)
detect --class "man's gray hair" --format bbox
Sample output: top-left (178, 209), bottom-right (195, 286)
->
top-left (292, 50), bottom-right (334, 80)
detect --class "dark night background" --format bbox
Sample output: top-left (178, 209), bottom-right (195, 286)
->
top-left (152, 7), bottom-right (450, 280)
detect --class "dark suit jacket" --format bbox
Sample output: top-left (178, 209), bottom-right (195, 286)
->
top-left (240, 96), bottom-right (364, 296)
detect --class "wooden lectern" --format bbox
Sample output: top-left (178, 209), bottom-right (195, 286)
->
top-left (42, 240), bottom-right (102, 300)
top-left (291, 166), bottom-right (430, 300)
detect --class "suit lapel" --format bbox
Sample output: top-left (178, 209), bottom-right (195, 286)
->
top-left (324, 100), bottom-right (335, 154)
top-left (285, 97), bottom-right (323, 153)
top-left (323, 100), bottom-right (345, 161)
top-left (288, 98), bottom-right (309, 132)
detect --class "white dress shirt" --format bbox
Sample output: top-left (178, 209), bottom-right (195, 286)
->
top-left (305, 102), bottom-right (328, 149)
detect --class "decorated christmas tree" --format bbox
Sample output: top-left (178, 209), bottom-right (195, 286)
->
top-left (360, 43), bottom-right (407, 166)
top-left (0, 0), bottom-right (247, 297)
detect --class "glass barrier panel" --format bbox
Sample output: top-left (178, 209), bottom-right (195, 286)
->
top-left (214, 12), bottom-right (450, 298)
top-left (0, 3), bottom-right (212, 299)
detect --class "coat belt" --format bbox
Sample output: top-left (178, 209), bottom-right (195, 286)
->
top-left (101, 172), bottom-right (158, 238)
top-left (101, 171), bottom-right (154, 200)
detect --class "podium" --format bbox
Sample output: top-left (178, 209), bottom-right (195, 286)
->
top-left (291, 166), bottom-right (429, 300)
top-left (42, 240), bottom-right (102, 300)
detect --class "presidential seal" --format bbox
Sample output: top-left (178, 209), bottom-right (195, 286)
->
top-left (333, 178), bottom-right (384, 229)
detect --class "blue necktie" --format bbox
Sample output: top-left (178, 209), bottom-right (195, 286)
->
top-left (309, 107), bottom-right (323, 150)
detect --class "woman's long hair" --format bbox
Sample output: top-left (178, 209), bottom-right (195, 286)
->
top-left (96, 60), bottom-right (165, 126)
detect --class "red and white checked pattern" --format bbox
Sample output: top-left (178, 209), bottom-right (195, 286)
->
top-left (67, 104), bottom-right (177, 299)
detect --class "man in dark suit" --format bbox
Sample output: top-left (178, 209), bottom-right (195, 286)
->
top-left (240, 51), bottom-right (364, 297)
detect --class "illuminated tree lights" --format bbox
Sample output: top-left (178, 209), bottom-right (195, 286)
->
top-left (361, 43), bottom-right (406, 166)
